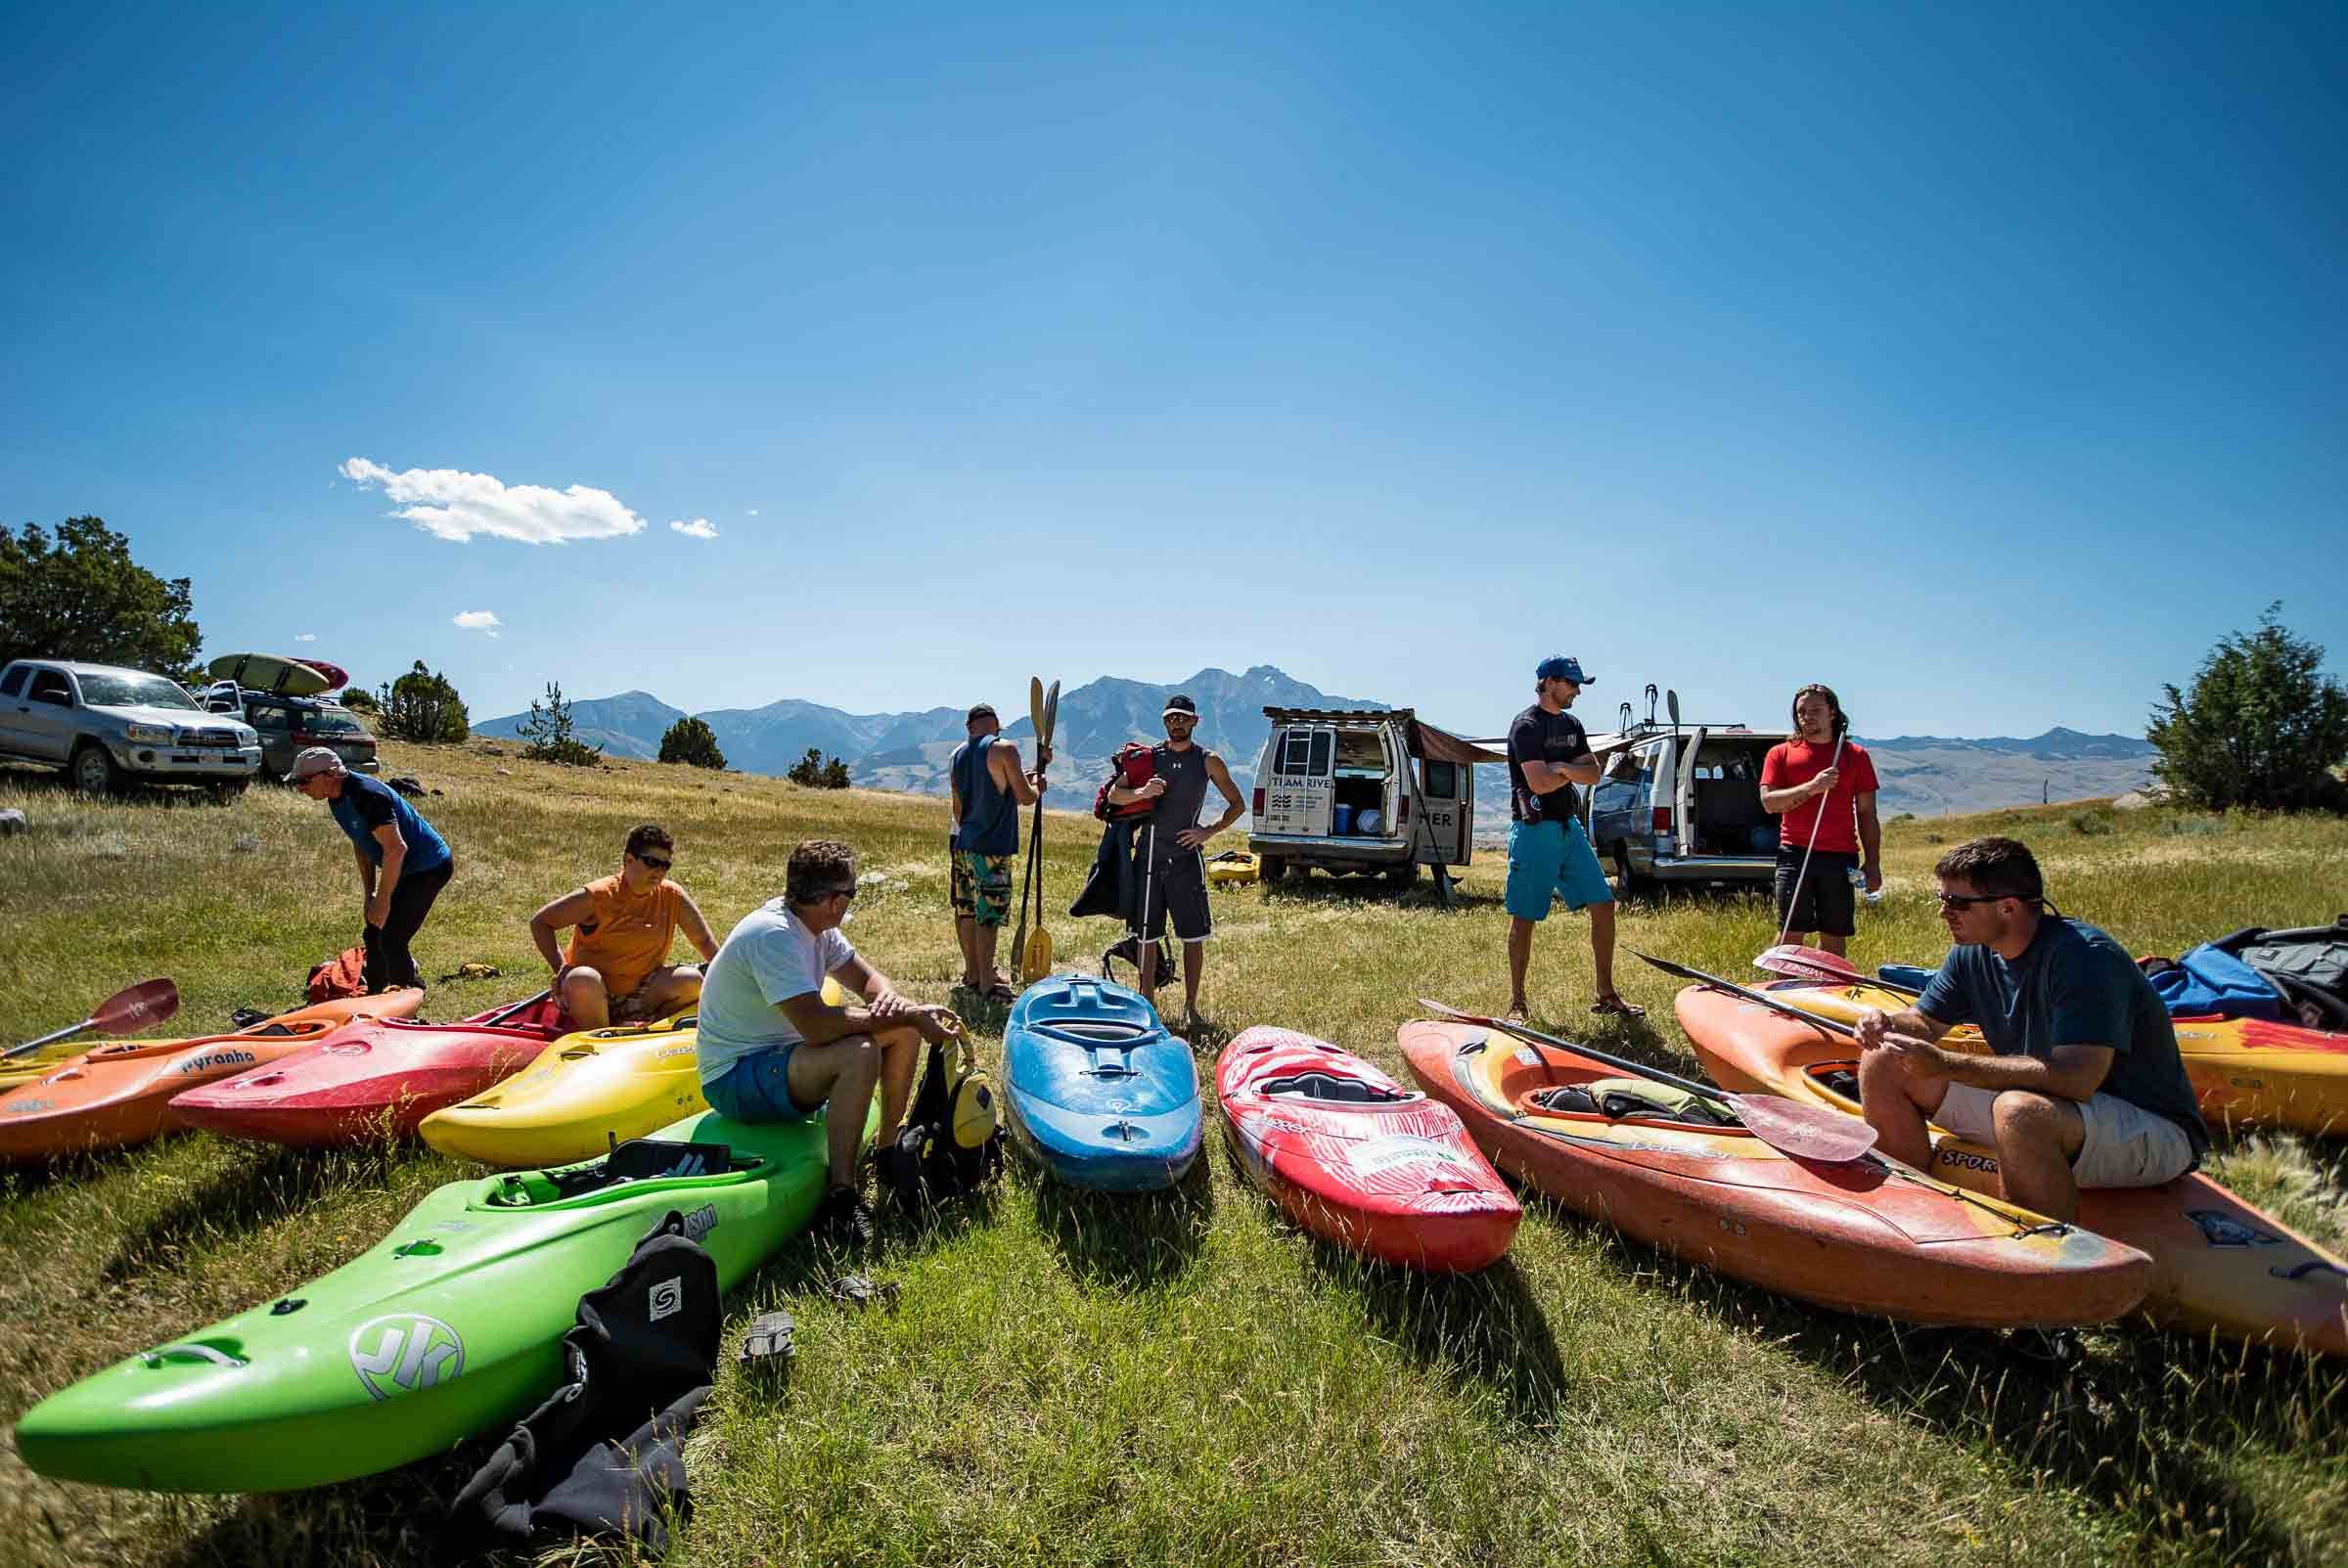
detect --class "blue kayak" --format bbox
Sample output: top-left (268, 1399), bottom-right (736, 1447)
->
top-left (1003, 975), bottom-right (1201, 1191)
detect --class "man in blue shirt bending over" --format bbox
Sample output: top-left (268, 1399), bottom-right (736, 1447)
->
top-left (1853, 836), bottom-right (2208, 1223)
top-left (291, 745), bottom-right (454, 993)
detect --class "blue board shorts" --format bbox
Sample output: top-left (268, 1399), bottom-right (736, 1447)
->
top-left (702, 1043), bottom-right (818, 1123)
top-left (1505, 818), bottom-right (1614, 921)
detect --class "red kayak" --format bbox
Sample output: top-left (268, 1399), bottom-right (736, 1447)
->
top-left (1400, 1017), bottom-right (2154, 1327)
top-left (1216, 1026), bottom-right (1519, 1272)
top-left (169, 995), bottom-right (567, 1148)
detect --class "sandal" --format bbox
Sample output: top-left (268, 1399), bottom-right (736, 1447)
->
top-left (1590, 994), bottom-right (1647, 1019)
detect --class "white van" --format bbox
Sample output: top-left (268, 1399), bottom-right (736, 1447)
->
top-left (1246, 707), bottom-right (1497, 901)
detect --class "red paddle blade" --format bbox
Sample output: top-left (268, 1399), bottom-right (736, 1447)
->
top-left (1731, 1093), bottom-right (1879, 1163)
top-left (93, 978), bottom-right (179, 1036)
top-left (1753, 944), bottom-right (1865, 984)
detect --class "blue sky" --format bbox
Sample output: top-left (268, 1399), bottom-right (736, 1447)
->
top-left (5, 3), bottom-right (2341, 739)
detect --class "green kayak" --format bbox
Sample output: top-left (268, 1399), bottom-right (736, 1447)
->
top-left (15, 1104), bottom-right (867, 1492)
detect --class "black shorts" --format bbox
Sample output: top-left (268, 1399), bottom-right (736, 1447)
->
top-left (1135, 842), bottom-right (1212, 945)
top-left (1774, 849), bottom-right (1858, 938)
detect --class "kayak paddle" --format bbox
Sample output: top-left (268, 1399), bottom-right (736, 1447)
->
top-left (1754, 943), bottom-right (1924, 997)
top-left (1021, 679), bottom-right (1060, 982)
top-left (1632, 952), bottom-right (1944, 1050)
top-left (1415, 998), bottom-right (1879, 1164)
top-left (1009, 676), bottom-right (1044, 984)
top-left (5, 978), bottom-right (179, 1061)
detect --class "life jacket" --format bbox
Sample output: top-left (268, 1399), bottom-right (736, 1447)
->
top-left (1091, 742), bottom-right (1156, 823)
top-left (306, 945), bottom-right (369, 1003)
top-left (876, 1039), bottom-right (1003, 1216)
top-left (2138, 946), bottom-right (2285, 1021)
top-left (2211, 917), bottom-right (2348, 1030)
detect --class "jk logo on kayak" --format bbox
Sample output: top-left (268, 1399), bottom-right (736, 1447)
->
top-left (349, 1314), bottom-right (465, 1401)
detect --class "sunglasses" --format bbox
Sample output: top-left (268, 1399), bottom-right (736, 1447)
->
top-left (632, 853), bottom-right (672, 872)
top-left (828, 885), bottom-right (858, 903)
top-left (1935, 891), bottom-right (2009, 911)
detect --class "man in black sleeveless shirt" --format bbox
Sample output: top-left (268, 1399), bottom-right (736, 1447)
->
top-left (1106, 694), bottom-right (1245, 1034)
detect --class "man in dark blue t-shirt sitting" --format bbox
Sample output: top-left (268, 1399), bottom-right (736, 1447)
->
top-left (1853, 836), bottom-right (2208, 1223)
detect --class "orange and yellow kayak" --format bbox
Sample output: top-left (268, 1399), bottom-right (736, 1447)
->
top-left (0, 992), bottom-right (423, 1163)
top-left (1760, 978), bottom-right (2348, 1139)
top-left (1676, 983), bottom-right (2348, 1356)
top-left (1398, 1018), bottom-right (2152, 1328)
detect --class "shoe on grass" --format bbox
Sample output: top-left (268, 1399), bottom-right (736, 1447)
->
top-left (813, 1184), bottom-right (875, 1249)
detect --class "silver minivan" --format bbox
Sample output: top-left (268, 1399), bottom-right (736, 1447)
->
top-left (1583, 721), bottom-right (1788, 896)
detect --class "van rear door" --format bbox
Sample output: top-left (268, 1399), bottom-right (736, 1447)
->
top-left (1412, 757), bottom-right (1469, 864)
top-left (1257, 724), bottom-right (1334, 837)
top-left (1675, 728), bottom-right (1706, 858)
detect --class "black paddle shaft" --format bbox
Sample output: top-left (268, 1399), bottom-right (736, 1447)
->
top-left (1632, 952), bottom-right (1862, 1039)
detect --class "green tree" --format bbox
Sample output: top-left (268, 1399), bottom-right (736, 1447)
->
top-left (822, 756), bottom-right (851, 789)
top-left (2148, 603), bottom-right (2348, 813)
top-left (657, 715), bottom-right (727, 770)
top-left (376, 661), bottom-right (471, 742)
top-left (0, 516), bottom-right (203, 679)
top-left (339, 687), bottom-right (380, 714)
top-left (786, 746), bottom-right (826, 786)
top-left (516, 681), bottom-right (603, 767)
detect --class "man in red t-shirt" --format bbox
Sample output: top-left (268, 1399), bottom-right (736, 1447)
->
top-left (1759, 683), bottom-right (1883, 956)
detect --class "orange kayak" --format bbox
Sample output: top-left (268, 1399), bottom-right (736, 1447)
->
top-left (1675, 983), bottom-right (2348, 1356)
top-left (0, 992), bottom-right (423, 1163)
top-left (1398, 1018), bottom-right (2152, 1328)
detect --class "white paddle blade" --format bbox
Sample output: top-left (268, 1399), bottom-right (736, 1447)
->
top-left (1732, 1093), bottom-right (1880, 1163)
top-left (1753, 945), bottom-right (1865, 984)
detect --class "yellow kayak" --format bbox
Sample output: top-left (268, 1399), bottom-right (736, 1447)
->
top-left (418, 1011), bottom-right (706, 1169)
top-left (1765, 979), bottom-right (2348, 1139)
top-left (1207, 852), bottom-right (1261, 888)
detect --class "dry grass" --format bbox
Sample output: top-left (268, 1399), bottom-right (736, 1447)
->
top-left (1, 744), bottom-right (2344, 1567)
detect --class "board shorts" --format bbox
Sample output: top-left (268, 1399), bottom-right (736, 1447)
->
top-left (1774, 849), bottom-right (1859, 938)
top-left (702, 1044), bottom-right (819, 1124)
top-left (1505, 818), bottom-right (1613, 921)
top-left (950, 846), bottom-right (1015, 927)
top-left (1933, 1082), bottom-right (2196, 1188)
top-left (1137, 840), bottom-right (1212, 945)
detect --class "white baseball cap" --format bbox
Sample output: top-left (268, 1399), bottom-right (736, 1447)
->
top-left (285, 745), bottom-right (344, 784)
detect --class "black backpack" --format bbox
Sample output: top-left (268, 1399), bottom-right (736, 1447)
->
top-left (2211, 916), bottom-right (2348, 1030)
top-left (876, 1040), bottom-right (1003, 1216)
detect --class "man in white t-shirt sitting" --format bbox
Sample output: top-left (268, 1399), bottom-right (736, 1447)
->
top-left (696, 839), bottom-right (962, 1245)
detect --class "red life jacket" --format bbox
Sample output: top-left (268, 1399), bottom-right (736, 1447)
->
top-left (306, 945), bottom-right (370, 1003)
top-left (1091, 742), bottom-right (1156, 822)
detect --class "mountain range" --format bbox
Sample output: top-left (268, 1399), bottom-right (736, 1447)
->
top-left (477, 672), bottom-right (2154, 824)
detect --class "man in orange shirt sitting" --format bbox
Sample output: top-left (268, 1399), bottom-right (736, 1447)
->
top-left (529, 824), bottom-right (721, 1028)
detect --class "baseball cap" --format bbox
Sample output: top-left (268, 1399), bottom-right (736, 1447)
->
top-left (1535, 656), bottom-right (1594, 686)
top-left (285, 745), bottom-right (344, 784)
top-left (966, 702), bottom-right (997, 726)
top-left (1162, 694), bottom-right (1197, 718)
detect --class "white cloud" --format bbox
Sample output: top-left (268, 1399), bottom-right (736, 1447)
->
top-left (294, 633), bottom-right (317, 642)
top-left (453, 610), bottom-right (503, 639)
top-left (339, 457), bottom-right (646, 546)
top-left (669, 517), bottom-right (719, 541)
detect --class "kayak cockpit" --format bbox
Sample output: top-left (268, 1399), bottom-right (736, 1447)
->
top-left (478, 1137), bottom-right (757, 1209)
top-left (1261, 1071), bottom-right (1416, 1104)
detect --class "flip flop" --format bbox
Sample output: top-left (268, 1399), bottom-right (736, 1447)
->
top-left (1590, 994), bottom-right (1647, 1018)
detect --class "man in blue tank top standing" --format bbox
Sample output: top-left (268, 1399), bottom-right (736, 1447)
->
top-left (290, 745), bottom-right (455, 993)
top-left (947, 702), bottom-right (1049, 1003)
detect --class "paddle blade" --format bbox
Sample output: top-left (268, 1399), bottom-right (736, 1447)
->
top-left (1043, 679), bottom-right (1060, 748)
top-left (1730, 1093), bottom-right (1880, 1163)
top-left (93, 978), bottom-right (178, 1036)
top-left (1028, 676), bottom-right (1045, 739)
top-left (1021, 924), bottom-right (1053, 982)
top-left (1753, 944), bottom-right (1864, 984)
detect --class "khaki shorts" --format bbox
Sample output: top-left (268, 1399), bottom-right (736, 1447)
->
top-left (1935, 1083), bottom-right (2195, 1188)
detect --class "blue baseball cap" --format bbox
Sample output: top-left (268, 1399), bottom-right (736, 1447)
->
top-left (1535, 655), bottom-right (1594, 685)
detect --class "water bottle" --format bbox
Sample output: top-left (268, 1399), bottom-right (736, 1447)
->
top-left (1849, 865), bottom-right (1884, 906)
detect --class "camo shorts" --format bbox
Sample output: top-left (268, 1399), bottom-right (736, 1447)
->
top-left (951, 847), bottom-right (1015, 927)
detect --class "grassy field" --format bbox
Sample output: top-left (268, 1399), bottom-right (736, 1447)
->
top-left (2, 744), bottom-right (2345, 1567)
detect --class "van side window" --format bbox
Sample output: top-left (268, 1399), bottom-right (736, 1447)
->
top-left (1422, 760), bottom-right (1457, 798)
top-left (0, 666), bottom-right (25, 698)
top-left (1308, 731), bottom-right (1331, 777)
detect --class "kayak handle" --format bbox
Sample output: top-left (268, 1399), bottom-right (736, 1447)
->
top-left (141, 1343), bottom-right (246, 1368)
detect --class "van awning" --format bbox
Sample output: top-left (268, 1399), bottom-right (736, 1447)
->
top-left (1261, 705), bottom-right (1510, 768)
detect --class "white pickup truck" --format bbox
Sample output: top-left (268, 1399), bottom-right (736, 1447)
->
top-left (0, 659), bottom-right (262, 799)
top-left (1245, 707), bottom-right (1498, 901)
